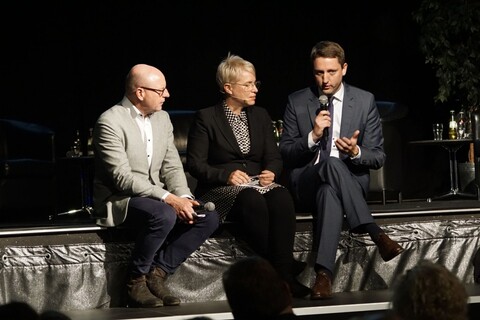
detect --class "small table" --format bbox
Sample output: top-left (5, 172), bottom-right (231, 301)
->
top-left (409, 139), bottom-right (477, 200)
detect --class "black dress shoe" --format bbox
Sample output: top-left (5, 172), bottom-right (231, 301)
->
top-left (375, 233), bottom-right (405, 262)
top-left (310, 271), bottom-right (332, 300)
top-left (292, 260), bottom-right (307, 276)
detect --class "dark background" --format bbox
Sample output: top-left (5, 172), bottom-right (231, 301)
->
top-left (1, 1), bottom-right (462, 201)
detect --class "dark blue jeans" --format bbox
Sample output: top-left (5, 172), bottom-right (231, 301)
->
top-left (125, 197), bottom-right (219, 275)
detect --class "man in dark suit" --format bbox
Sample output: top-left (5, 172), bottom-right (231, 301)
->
top-left (279, 41), bottom-right (404, 300)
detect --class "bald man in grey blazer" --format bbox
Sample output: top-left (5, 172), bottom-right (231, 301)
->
top-left (93, 64), bottom-right (219, 308)
top-left (279, 41), bottom-right (404, 300)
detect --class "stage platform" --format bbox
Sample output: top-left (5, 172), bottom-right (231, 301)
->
top-left (1, 198), bottom-right (480, 319)
top-left (59, 283), bottom-right (480, 320)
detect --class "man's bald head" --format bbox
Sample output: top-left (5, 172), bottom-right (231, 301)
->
top-left (125, 64), bottom-right (166, 95)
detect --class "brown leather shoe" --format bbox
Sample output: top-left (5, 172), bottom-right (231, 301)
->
top-left (127, 275), bottom-right (163, 308)
top-left (310, 271), bottom-right (332, 300)
top-left (146, 267), bottom-right (181, 306)
top-left (375, 233), bottom-right (405, 262)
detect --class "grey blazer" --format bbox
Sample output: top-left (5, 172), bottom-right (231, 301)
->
top-left (279, 83), bottom-right (386, 193)
top-left (93, 96), bottom-right (192, 227)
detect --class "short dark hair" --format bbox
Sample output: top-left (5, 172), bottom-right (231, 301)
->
top-left (310, 41), bottom-right (346, 65)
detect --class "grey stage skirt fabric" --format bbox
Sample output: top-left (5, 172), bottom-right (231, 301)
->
top-left (198, 183), bottom-right (283, 222)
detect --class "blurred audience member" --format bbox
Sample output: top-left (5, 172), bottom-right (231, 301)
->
top-left (390, 260), bottom-right (468, 320)
top-left (0, 301), bottom-right (39, 320)
top-left (222, 256), bottom-right (297, 319)
top-left (0, 302), bottom-right (71, 320)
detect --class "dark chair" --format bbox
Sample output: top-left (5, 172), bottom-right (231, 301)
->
top-left (167, 110), bottom-right (197, 191)
top-left (0, 119), bottom-right (57, 223)
top-left (367, 101), bottom-right (409, 205)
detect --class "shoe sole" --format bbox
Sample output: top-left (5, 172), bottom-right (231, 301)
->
top-left (381, 247), bottom-right (405, 262)
top-left (127, 300), bottom-right (163, 308)
top-left (310, 294), bottom-right (333, 300)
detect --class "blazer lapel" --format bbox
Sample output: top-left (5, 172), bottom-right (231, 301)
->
top-left (149, 113), bottom-right (164, 174)
top-left (339, 85), bottom-right (355, 138)
top-left (246, 107), bottom-right (261, 153)
top-left (308, 86), bottom-right (321, 127)
top-left (213, 104), bottom-right (244, 155)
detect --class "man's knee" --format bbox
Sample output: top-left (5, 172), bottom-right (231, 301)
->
top-left (323, 157), bottom-right (346, 171)
top-left (315, 183), bottom-right (335, 201)
top-left (203, 211), bottom-right (220, 230)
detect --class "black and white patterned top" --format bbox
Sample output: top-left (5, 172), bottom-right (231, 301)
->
top-left (224, 104), bottom-right (250, 154)
top-left (199, 102), bottom-right (282, 222)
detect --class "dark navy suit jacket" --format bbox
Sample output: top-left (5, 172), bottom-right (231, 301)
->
top-left (279, 83), bottom-right (386, 197)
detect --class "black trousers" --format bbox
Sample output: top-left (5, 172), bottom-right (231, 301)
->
top-left (228, 187), bottom-right (297, 274)
top-left (124, 197), bottom-right (219, 275)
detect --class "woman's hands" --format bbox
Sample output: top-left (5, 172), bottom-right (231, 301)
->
top-left (227, 170), bottom-right (275, 187)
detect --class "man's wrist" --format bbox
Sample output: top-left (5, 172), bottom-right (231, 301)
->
top-left (350, 146), bottom-right (360, 159)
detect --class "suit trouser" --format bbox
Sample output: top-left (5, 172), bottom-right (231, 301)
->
top-left (295, 157), bottom-right (374, 273)
top-left (125, 197), bottom-right (220, 275)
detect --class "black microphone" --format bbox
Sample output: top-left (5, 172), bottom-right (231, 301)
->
top-left (319, 94), bottom-right (329, 111)
top-left (317, 95), bottom-right (329, 140)
top-left (192, 202), bottom-right (215, 217)
top-left (193, 202), bottom-right (215, 212)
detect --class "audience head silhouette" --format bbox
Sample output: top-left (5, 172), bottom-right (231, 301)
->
top-left (390, 260), bottom-right (468, 320)
top-left (222, 256), bottom-right (295, 319)
top-left (0, 301), bottom-right (71, 320)
top-left (0, 301), bottom-right (39, 320)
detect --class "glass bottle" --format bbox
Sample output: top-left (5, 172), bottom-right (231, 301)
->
top-left (465, 110), bottom-right (472, 139)
top-left (448, 110), bottom-right (457, 140)
top-left (456, 110), bottom-right (467, 139)
top-left (73, 129), bottom-right (83, 156)
top-left (87, 128), bottom-right (94, 156)
top-left (272, 120), bottom-right (279, 143)
top-left (276, 120), bottom-right (284, 138)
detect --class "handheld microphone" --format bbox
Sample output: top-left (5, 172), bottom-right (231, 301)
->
top-left (318, 95), bottom-right (329, 140)
top-left (316, 95), bottom-right (329, 115)
top-left (193, 202), bottom-right (215, 212)
top-left (192, 202), bottom-right (215, 218)
top-left (319, 95), bottom-right (329, 111)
